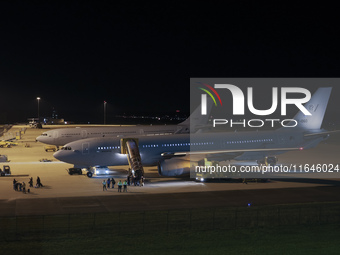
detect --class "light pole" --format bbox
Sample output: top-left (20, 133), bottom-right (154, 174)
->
top-left (104, 101), bottom-right (107, 125)
top-left (37, 97), bottom-right (41, 122)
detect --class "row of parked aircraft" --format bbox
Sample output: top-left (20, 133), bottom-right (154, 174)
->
top-left (36, 87), bottom-right (335, 178)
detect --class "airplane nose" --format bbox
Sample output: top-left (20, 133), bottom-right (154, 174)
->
top-left (53, 150), bottom-right (67, 161)
top-left (36, 136), bottom-right (45, 143)
top-left (53, 150), bottom-right (61, 160)
top-left (54, 148), bottom-right (78, 161)
top-left (54, 147), bottom-right (84, 166)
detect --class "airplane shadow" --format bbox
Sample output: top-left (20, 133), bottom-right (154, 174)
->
top-left (145, 178), bottom-right (191, 184)
top-left (31, 185), bottom-right (52, 190)
top-left (25, 191), bottom-right (39, 196)
top-left (275, 178), bottom-right (340, 186)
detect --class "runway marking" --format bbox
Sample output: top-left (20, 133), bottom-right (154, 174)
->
top-left (5, 161), bottom-right (65, 165)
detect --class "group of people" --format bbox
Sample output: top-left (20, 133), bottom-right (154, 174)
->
top-left (127, 174), bottom-right (145, 187)
top-left (13, 176), bottom-right (43, 193)
top-left (101, 178), bottom-right (129, 192)
top-left (102, 176), bottom-right (145, 192)
top-left (127, 169), bottom-right (145, 187)
top-left (101, 179), bottom-right (128, 192)
top-left (102, 177), bottom-right (116, 191)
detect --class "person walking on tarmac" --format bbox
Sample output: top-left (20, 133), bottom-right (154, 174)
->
top-left (123, 180), bottom-right (127, 192)
top-left (28, 177), bottom-right (33, 188)
top-left (102, 180), bottom-right (107, 191)
top-left (107, 178), bottom-right (111, 189)
top-left (111, 178), bottom-right (115, 188)
top-left (118, 180), bottom-right (122, 192)
top-left (36, 176), bottom-right (43, 188)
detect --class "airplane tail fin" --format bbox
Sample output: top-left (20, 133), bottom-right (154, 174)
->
top-left (289, 87), bottom-right (332, 130)
top-left (178, 98), bottom-right (213, 130)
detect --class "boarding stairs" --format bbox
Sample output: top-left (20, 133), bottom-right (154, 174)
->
top-left (121, 138), bottom-right (144, 180)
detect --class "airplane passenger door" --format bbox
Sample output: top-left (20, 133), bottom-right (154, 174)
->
top-left (81, 130), bottom-right (87, 138)
top-left (82, 143), bottom-right (89, 154)
top-left (52, 131), bottom-right (58, 143)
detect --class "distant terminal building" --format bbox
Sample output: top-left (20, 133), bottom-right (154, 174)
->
top-left (29, 107), bottom-right (66, 126)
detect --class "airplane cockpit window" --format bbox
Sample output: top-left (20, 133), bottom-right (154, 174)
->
top-left (41, 133), bottom-right (48, 136)
top-left (61, 146), bottom-right (72, 150)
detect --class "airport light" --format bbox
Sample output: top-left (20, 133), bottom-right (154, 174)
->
top-left (37, 97), bottom-right (41, 122)
top-left (104, 101), bottom-right (107, 125)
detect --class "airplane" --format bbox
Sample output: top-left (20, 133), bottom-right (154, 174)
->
top-left (36, 99), bottom-right (213, 147)
top-left (53, 87), bottom-right (335, 178)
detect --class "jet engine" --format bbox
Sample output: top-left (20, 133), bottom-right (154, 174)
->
top-left (157, 158), bottom-right (191, 176)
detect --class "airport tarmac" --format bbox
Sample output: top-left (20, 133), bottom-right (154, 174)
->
top-left (0, 125), bottom-right (340, 216)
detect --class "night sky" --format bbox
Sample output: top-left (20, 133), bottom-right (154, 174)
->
top-left (0, 1), bottom-right (339, 123)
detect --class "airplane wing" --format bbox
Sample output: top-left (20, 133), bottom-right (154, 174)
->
top-left (161, 147), bottom-right (302, 158)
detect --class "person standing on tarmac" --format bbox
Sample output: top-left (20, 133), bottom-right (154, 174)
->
top-left (107, 178), bottom-right (111, 189)
top-left (22, 182), bottom-right (26, 194)
top-left (111, 178), bottom-right (115, 189)
top-left (123, 180), bottom-right (127, 192)
top-left (102, 180), bottom-right (107, 191)
top-left (13, 179), bottom-right (17, 190)
top-left (118, 180), bottom-right (122, 192)
top-left (140, 176), bottom-right (144, 186)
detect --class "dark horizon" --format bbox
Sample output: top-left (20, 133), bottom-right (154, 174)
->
top-left (1, 2), bottom-right (339, 124)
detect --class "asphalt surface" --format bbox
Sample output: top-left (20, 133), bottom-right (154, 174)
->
top-left (1, 184), bottom-right (340, 216)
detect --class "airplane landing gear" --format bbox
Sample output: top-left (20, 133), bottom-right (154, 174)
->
top-left (257, 156), bottom-right (278, 166)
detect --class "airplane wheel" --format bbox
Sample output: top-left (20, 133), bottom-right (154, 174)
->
top-left (87, 172), bottom-right (93, 178)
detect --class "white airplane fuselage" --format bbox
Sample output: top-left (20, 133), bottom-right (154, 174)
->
top-left (53, 129), bottom-right (325, 168)
top-left (37, 125), bottom-right (187, 146)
